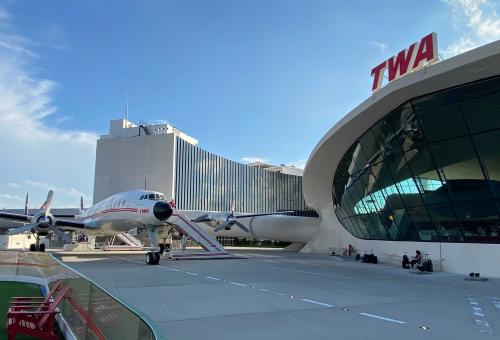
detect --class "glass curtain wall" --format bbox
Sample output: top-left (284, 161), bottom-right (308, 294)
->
top-left (175, 138), bottom-right (307, 213)
top-left (333, 76), bottom-right (500, 243)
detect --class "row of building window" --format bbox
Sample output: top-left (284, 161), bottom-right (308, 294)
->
top-left (175, 138), bottom-right (307, 213)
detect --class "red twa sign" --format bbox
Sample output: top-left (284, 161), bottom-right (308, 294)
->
top-left (371, 32), bottom-right (438, 92)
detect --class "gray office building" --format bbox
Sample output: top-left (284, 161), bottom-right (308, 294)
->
top-left (94, 119), bottom-right (307, 213)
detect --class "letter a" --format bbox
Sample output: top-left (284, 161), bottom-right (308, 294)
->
top-left (412, 32), bottom-right (438, 70)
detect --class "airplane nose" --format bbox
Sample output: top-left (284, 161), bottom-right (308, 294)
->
top-left (153, 201), bottom-right (173, 221)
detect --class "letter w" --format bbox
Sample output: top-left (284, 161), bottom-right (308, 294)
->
top-left (387, 43), bottom-right (416, 81)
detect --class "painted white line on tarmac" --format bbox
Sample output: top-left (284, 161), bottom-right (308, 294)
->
top-left (474, 319), bottom-right (492, 334)
top-left (117, 257), bottom-right (143, 264)
top-left (185, 272), bottom-right (198, 276)
top-left (300, 299), bottom-right (334, 308)
top-left (272, 266), bottom-right (356, 280)
top-left (170, 268), bottom-right (180, 272)
top-left (492, 301), bottom-right (500, 309)
top-left (205, 276), bottom-right (221, 281)
top-left (258, 288), bottom-right (270, 292)
top-left (359, 313), bottom-right (406, 324)
top-left (228, 281), bottom-right (247, 287)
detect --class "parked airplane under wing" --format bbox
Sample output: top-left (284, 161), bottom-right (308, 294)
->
top-left (0, 190), bottom-right (172, 261)
top-left (0, 189), bottom-right (232, 265)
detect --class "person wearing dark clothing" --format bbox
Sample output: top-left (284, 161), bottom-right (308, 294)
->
top-left (410, 250), bottom-right (422, 268)
top-left (402, 254), bottom-right (410, 269)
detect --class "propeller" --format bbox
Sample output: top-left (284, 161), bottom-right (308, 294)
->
top-left (8, 222), bottom-right (40, 235)
top-left (212, 213), bottom-right (251, 233)
top-left (214, 220), bottom-right (232, 232)
top-left (191, 214), bottom-right (210, 223)
top-left (234, 221), bottom-right (249, 233)
top-left (9, 190), bottom-right (70, 243)
top-left (192, 209), bottom-right (293, 233)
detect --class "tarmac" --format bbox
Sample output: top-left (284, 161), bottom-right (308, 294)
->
top-left (56, 249), bottom-right (500, 340)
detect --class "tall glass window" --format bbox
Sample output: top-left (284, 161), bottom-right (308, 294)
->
top-left (333, 76), bottom-right (500, 243)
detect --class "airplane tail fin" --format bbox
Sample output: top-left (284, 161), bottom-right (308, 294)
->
top-left (79, 195), bottom-right (84, 213)
top-left (24, 193), bottom-right (29, 215)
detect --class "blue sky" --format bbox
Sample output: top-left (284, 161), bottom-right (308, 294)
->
top-left (0, 0), bottom-right (499, 208)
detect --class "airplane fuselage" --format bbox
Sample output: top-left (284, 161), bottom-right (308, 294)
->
top-left (72, 190), bottom-right (172, 236)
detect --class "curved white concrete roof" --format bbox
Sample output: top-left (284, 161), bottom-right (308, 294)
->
top-left (303, 40), bottom-right (500, 212)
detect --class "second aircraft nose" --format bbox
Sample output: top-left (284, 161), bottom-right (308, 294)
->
top-left (153, 201), bottom-right (173, 221)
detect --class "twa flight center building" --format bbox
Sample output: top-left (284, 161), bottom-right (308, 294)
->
top-left (302, 35), bottom-right (500, 277)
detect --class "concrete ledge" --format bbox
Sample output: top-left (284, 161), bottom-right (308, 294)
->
top-left (464, 277), bottom-right (488, 281)
top-left (409, 270), bottom-right (433, 275)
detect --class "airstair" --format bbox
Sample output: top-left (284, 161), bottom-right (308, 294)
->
top-left (102, 232), bottom-right (143, 251)
top-left (167, 211), bottom-right (234, 259)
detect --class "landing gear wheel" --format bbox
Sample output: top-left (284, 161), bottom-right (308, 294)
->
top-left (146, 252), bottom-right (155, 265)
top-left (39, 244), bottom-right (45, 252)
top-left (159, 244), bottom-right (165, 255)
top-left (29, 244), bottom-right (36, 252)
top-left (153, 251), bottom-right (160, 265)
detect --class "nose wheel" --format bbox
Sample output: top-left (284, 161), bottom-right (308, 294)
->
top-left (29, 234), bottom-right (45, 252)
top-left (146, 251), bottom-right (160, 265)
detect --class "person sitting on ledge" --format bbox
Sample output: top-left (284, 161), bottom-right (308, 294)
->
top-left (410, 250), bottom-right (422, 268)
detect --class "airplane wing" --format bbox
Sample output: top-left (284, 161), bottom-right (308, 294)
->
top-left (0, 211), bottom-right (31, 223)
top-left (234, 211), bottom-right (295, 219)
top-left (0, 211), bottom-right (84, 229)
top-left (54, 219), bottom-right (85, 228)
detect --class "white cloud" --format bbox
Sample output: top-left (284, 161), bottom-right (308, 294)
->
top-left (372, 40), bottom-right (388, 53)
top-left (441, 37), bottom-right (478, 57)
top-left (23, 180), bottom-right (92, 201)
top-left (55, 115), bottom-right (74, 124)
top-left (241, 157), bottom-right (268, 164)
top-left (0, 194), bottom-right (21, 201)
top-left (441, 0), bottom-right (500, 58)
top-left (0, 6), bottom-right (96, 208)
top-left (287, 160), bottom-right (306, 170)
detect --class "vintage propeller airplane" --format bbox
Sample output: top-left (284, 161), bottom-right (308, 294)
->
top-left (0, 189), bottom-right (173, 264)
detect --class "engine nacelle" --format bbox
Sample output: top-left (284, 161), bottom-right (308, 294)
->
top-left (30, 211), bottom-right (55, 231)
top-left (208, 213), bottom-right (233, 229)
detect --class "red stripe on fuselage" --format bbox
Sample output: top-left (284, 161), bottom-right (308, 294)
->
top-left (85, 207), bottom-right (139, 219)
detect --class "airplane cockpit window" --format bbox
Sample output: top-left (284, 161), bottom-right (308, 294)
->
top-left (143, 193), bottom-right (166, 201)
